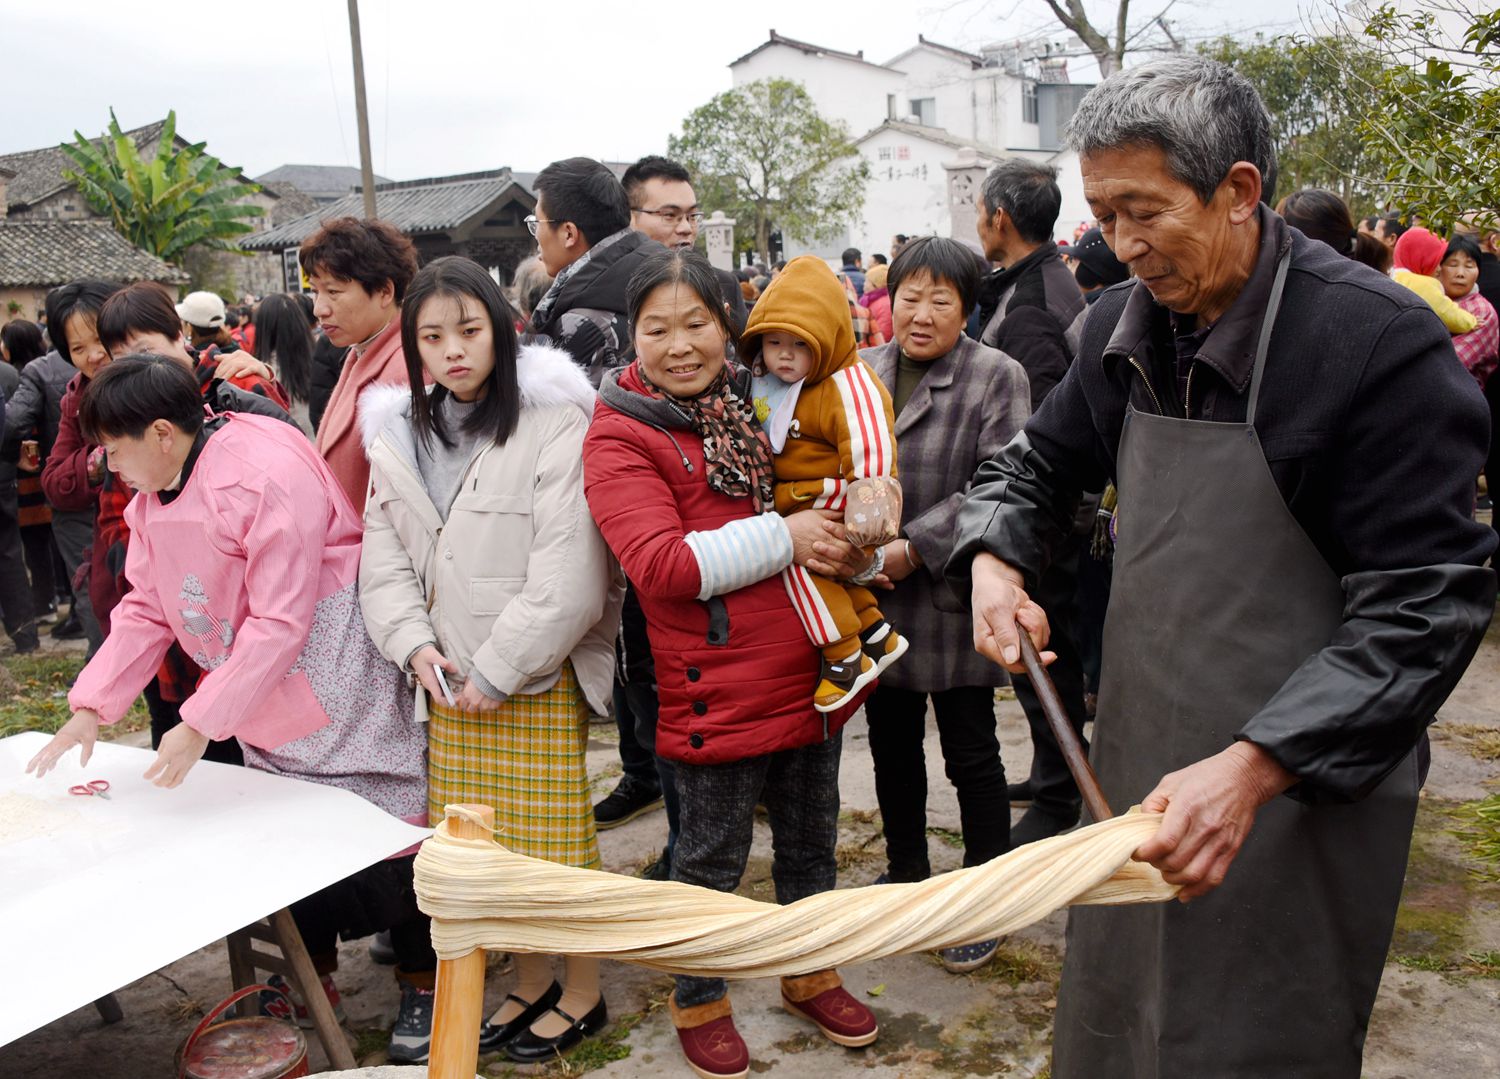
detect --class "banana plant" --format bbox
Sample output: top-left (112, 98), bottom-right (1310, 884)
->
top-left (60, 109), bottom-right (264, 265)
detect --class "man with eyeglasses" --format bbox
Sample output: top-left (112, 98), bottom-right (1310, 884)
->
top-left (622, 156), bottom-right (747, 334)
top-left (526, 156), bottom-right (666, 388)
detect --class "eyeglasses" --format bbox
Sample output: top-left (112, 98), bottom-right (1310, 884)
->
top-left (633, 208), bottom-right (705, 227)
top-left (524, 214), bottom-right (560, 238)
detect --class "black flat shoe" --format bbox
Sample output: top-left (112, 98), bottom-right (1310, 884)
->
top-left (503, 997), bottom-right (608, 1062)
top-left (476, 980), bottom-right (562, 1052)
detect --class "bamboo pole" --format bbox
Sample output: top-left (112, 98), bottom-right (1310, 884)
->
top-left (345, 0), bottom-right (378, 220)
top-left (427, 803), bottom-right (494, 1079)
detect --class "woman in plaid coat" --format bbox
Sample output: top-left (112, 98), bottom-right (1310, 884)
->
top-left (857, 237), bottom-right (1033, 973)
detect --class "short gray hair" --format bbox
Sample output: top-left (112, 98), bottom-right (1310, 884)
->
top-left (1066, 55), bottom-right (1277, 205)
top-left (979, 159), bottom-right (1062, 244)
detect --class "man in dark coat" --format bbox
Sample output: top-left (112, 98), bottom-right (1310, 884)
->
top-left (974, 159), bottom-right (1083, 411)
top-left (527, 156), bottom-right (672, 845)
top-left (948, 56), bottom-right (1495, 1078)
top-left (973, 157), bottom-right (1093, 847)
top-left (528, 156), bottom-right (667, 387)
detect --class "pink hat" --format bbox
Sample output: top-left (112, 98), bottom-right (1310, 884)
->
top-left (1392, 227), bottom-right (1447, 276)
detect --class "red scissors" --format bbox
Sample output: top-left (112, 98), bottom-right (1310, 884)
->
top-left (69, 779), bottom-right (111, 800)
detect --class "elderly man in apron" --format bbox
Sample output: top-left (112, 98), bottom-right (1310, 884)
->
top-left (947, 56), bottom-right (1496, 1078)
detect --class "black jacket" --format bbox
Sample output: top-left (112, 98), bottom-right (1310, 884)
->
top-left (1478, 251), bottom-right (1500, 314)
top-left (308, 333), bottom-right (348, 433)
top-left (529, 229), bottom-right (668, 387)
top-left (4, 350), bottom-right (73, 458)
top-left (976, 243), bottom-right (1084, 411)
top-left (949, 207), bottom-right (1496, 803)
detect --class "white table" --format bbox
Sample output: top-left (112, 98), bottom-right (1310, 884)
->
top-left (0, 731), bottom-right (430, 1048)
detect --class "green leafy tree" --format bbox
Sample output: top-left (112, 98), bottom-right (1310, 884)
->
top-left (1350, 1), bottom-right (1500, 232)
top-left (669, 79), bottom-right (869, 265)
top-left (1200, 33), bottom-right (1387, 209)
top-left (60, 109), bottom-right (263, 265)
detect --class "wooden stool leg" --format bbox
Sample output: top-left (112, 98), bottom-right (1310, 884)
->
top-left (269, 906), bottom-right (357, 1070)
top-left (428, 804), bottom-right (496, 1079)
top-left (225, 928), bottom-right (257, 1017)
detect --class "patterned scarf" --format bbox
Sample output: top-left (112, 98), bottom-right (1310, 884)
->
top-left (639, 361), bottom-right (775, 511)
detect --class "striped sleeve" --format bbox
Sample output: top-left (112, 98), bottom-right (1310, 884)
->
top-left (683, 512), bottom-right (794, 601)
top-left (832, 362), bottom-right (898, 480)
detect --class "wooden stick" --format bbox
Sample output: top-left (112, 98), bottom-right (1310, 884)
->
top-left (1016, 626), bottom-right (1113, 822)
top-left (428, 803), bottom-right (495, 1079)
top-left (271, 906), bottom-right (356, 1070)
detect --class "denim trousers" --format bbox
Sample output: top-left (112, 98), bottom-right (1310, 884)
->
top-left (671, 730), bottom-right (843, 1007)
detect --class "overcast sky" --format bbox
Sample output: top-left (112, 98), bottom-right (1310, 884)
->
top-left (5, 0), bottom-right (1326, 182)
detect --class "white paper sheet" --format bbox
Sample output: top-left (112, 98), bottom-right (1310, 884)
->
top-left (0, 731), bottom-right (431, 1047)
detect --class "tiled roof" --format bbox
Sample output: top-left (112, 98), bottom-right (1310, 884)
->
top-left (0, 220), bottom-right (189, 288)
top-left (242, 169), bottom-right (533, 250)
top-left (729, 29), bottom-right (899, 73)
top-left (0, 120), bottom-right (168, 210)
top-left (0, 118), bottom-right (267, 212)
top-left (254, 163), bottom-right (392, 199)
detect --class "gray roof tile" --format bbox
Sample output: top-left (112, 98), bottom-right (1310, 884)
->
top-left (242, 169), bottom-right (532, 250)
top-left (0, 220), bottom-right (189, 288)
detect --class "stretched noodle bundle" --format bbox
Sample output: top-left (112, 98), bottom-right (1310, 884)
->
top-left (416, 807), bottom-right (1177, 977)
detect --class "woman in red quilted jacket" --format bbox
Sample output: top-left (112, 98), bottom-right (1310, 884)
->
top-left (582, 250), bottom-right (879, 1079)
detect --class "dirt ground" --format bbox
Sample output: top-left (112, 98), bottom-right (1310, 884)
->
top-left (4, 618), bottom-right (1498, 1078)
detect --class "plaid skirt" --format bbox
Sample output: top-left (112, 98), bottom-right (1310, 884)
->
top-left (427, 662), bottom-right (600, 870)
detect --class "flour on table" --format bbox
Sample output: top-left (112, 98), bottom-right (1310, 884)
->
top-left (0, 791), bottom-right (83, 847)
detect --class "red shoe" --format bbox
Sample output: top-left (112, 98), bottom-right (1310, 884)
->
top-left (780, 970), bottom-right (878, 1048)
top-left (670, 994), bottom-right (750, 1079)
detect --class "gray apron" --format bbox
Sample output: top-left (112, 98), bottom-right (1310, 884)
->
top-left (1052, 255), bottom-right (1419, 1078)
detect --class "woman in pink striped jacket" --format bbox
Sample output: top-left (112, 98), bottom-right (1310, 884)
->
top-left (26, 353), bottom-right (438, 1061)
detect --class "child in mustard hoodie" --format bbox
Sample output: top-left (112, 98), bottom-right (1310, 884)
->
top-left (744, 255), bottom-right (908, 712)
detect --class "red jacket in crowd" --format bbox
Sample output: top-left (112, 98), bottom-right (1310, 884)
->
top-left (583, 361), bottom-right (857, 766)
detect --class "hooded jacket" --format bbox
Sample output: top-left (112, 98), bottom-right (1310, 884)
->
top-left (741, 256), bottom-right (898, 516)
top-left (359, 342), bottom-right (623, 718)
top-left (583, 360), bottom-right (855, 764)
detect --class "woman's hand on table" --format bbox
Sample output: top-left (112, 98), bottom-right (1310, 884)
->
top-left (143, 722), bottom-right (209, 788)
top-left (26, 709), bottom-right (102, 777)
top-left (787, 509), bottom-right (876, 580)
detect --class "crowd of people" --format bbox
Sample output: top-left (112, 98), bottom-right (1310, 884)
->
top-left (11, 53), bottom-right (1498, 1079)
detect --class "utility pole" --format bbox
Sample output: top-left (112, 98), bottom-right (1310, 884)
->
top-left (347, 0), bottom-right (377, 219)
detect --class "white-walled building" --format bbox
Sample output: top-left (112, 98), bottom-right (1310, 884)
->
top-left (727, 30), bottom-right (1095, 261)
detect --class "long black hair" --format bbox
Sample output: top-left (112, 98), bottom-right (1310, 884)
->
top-left (626, 249), bottom-right (739, 349)
top-left (400, 256), bottom-right (521, 449)
top-left (255, 293), bottom-right (315, 404)
top-left (1278, 189), bottom-right (1388, 273)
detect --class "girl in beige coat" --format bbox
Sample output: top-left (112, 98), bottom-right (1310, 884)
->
top-left (359, 257), bottom-right (622, 1064)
